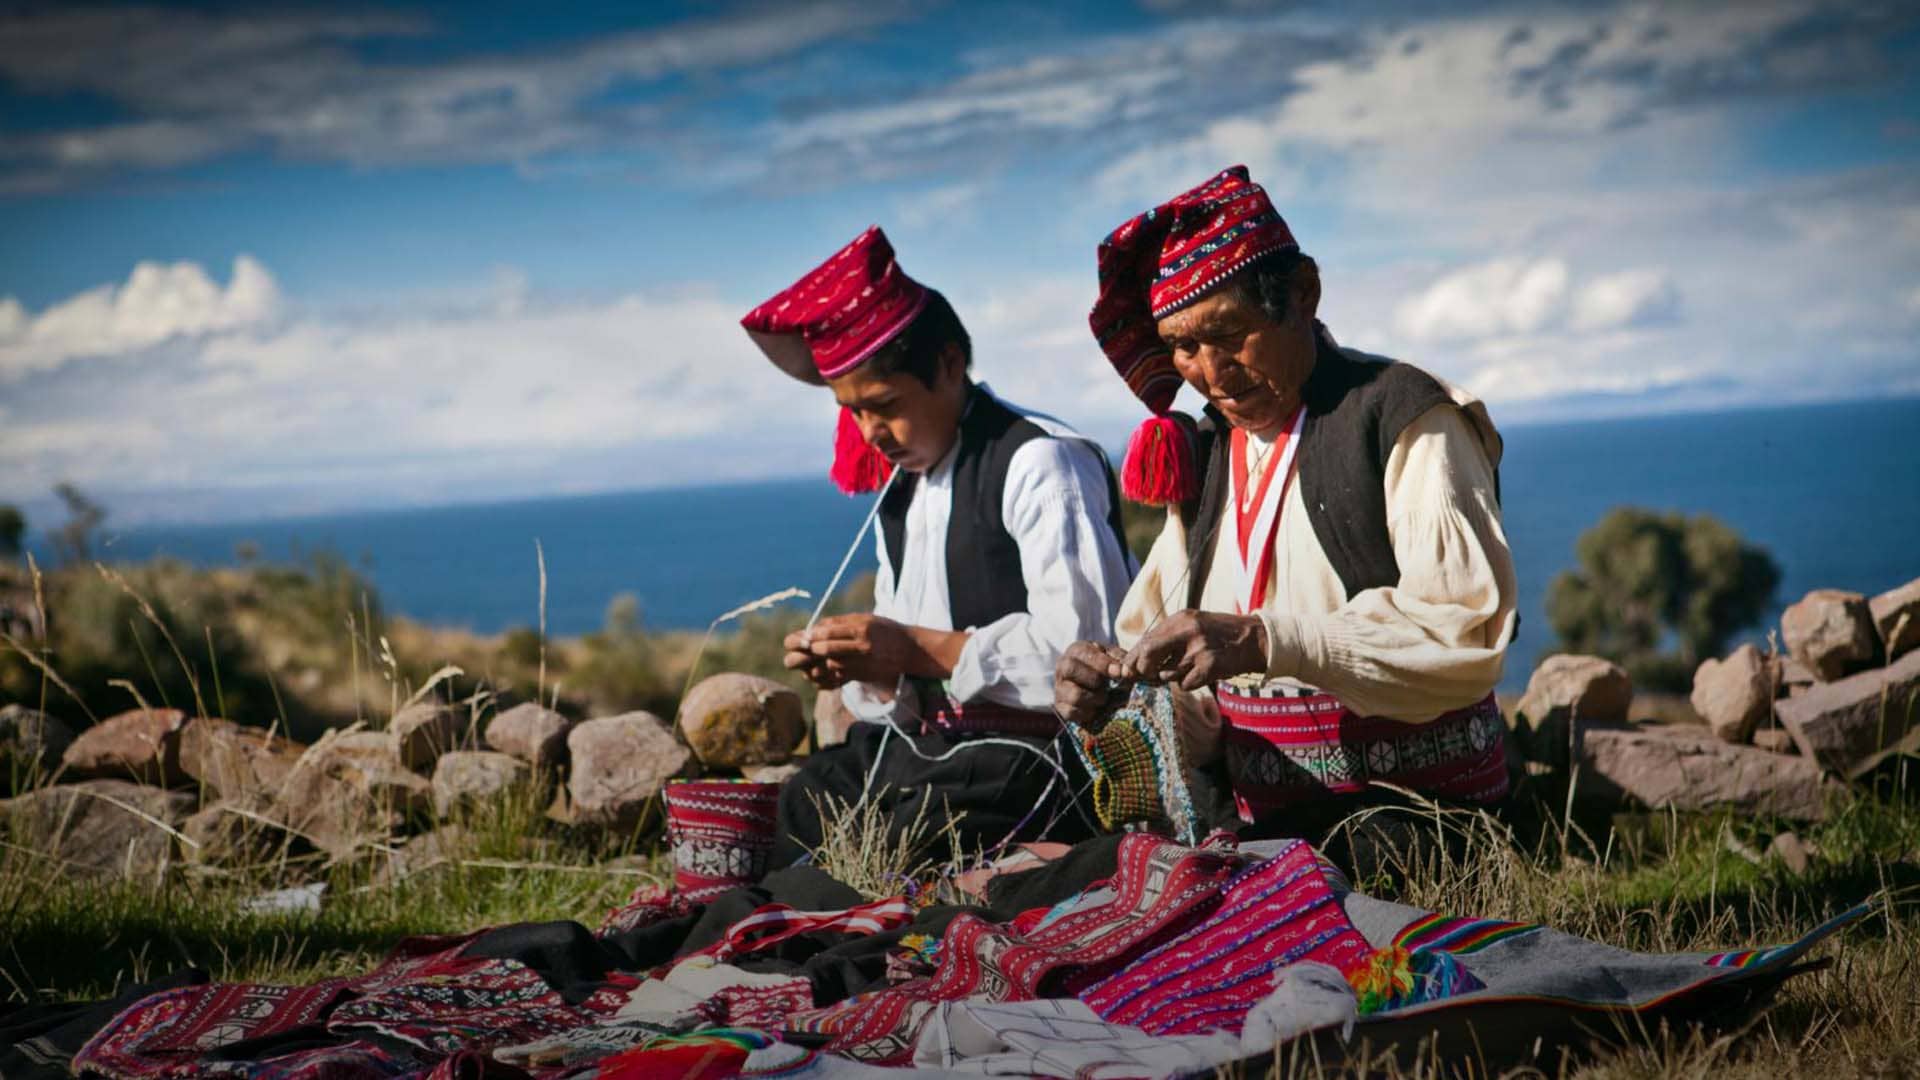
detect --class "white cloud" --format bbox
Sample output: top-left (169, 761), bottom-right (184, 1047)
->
top-left (0, 256), bottom-right (280, 378)
top-left (1392, 257), bottom-right (1569, 344)
top-left (0, 256), bottom-right (852, 521)
top-left (1571, 269), bottom-right (1681, 333)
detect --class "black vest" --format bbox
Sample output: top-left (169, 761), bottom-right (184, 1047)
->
top-left (880, 388), bottom-right (1128, 631)
top-left (1181, 333), bottom-right (1479, 609)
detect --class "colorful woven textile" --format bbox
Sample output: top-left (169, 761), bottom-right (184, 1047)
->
top-left (783, 834), bottom-right (1244, 1063)
top-left (1080, 838), bottom-right (1373, 1035)
top-left (1393, 912), bottom-right (1540, 955)
top-left (666, 779), bottom-right (782, 905)
top-left (1216, 682), bottom-right (1510, 821)
top-left (694, 896), bottom-right (915, 963)
top-left (917, 681), bottom-right (1063, 738)
top-left (1066, 683), bottom-right (1201, 843)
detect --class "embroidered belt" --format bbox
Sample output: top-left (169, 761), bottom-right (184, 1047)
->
top-left (913, 680), bottom-right (1062, 739)
top-left (1215, 684), bottom-right (1509, 822)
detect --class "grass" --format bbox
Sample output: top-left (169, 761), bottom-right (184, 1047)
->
top-left (4, 555), bottom-right (1918, 1075)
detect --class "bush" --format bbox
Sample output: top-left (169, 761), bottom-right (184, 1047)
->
top-left (1547, 508), bottom-right (1780, 691)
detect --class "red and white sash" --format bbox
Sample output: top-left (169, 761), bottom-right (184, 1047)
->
top-left (1230, 405), bottom-right (1305, 614)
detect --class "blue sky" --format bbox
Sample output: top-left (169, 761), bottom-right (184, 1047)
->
top-left (2, 0), bottom-right (1917, 525)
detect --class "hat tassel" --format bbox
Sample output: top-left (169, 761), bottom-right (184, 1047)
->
top-left (1121, 414), bottom-right (1198, 506)
top-left (830, 407), bottom-right (894, 495)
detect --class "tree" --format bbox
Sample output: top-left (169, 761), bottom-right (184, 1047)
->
top-left (49, 483), bottom-right (106, 566)
top-left (0, 504), bottom-right (22, 560)
top-left (1546, 507), bottom-right (1780, 691)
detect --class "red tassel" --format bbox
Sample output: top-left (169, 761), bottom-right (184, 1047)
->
top-left (830, 406), bottom-right (894, 495)
top-left (1121, 414), bottom-right (1198, 506)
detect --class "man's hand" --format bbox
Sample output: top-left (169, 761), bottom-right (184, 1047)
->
top-left (782, 614), bottom-right (966, 689)
top-left (1119, 611), bottom-right (1268, 691)
top-left (1053, 640), bottom-right (1129, 728)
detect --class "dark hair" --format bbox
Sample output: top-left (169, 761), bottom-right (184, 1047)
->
top-left (1228, 249), bottom-right (1318, 325)
top-left (862, 289), bottom-right (971, 388)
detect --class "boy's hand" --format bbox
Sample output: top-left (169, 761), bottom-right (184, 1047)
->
top-left (783, 615), bottom-right (967, 687)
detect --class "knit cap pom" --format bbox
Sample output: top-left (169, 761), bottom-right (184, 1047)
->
top-left (830, 406), bottom-right (894, 495)
top-left (1121, 414), bottom-right (1198, 506)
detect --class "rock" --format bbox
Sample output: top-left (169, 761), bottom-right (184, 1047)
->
top-left (1781, 589), bottom-right (1879, 682)
top-left (678, 674), bottom-right (806, 768)
top-left (1774, 656), bottom-right (1816, 697)
top-left (741, 762), bottom-right (802, 784)
top-left (1, 779), bottom-right (195, 880)
top-left (1577, 724), bottom-right (1837, 822)
top-left (815, 688), bottom-right (856, 749)
top-left (1774, 647), bottom-right (1920, 777)
top-left (374, 825), bottom-right (474, 885)
top-left (1768, 831), bottom-right (1811, 876)
top-left (390, 703), bottom-right (465, 772)
top-left (1752, 727), bottom-right (1798, 754)
top-left (1689, 645), bottom-right (1772, 744)
top-left (565, 712), bottom-right (690, 831)
top-left (1513, 655), bottom-right (1633, 765)
top-left (0, 704), bottom-right (74, 790)
top-left (431, 750), bottom-right (538, 819)
top-left (1869, 577), bottom-right (1920, 663)
top-left (303, 731), bottom-right (433, 817)
top-left (60, 708), bottom-right (190, 786)
top-left (182, 801), bottom-right (299, 867)
top-left (270, 762), bottom-right (405, 863)
top-left (178, 718), bottom-right (304, 802)
top-left (485, 703), bottom-right (572, 769)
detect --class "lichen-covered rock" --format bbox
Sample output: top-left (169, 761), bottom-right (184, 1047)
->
top-left (1512, 655), bottom-right (1633, 765)
top-left (2, 779), bottom-right (195, 880)
top-left (303, 731), bottom-right (433, 817)
top-left (1870, 577), bottom-right (1920, 663)
top-left (1751, 727), bottom-right (1798, 754)
top-left (1577, 725), bottom-right (1837, 822)
top-left (485, 703), bottom-right (572, 769)
top-left (431, 750), bottom-right (538, 819)
top-left (178, 718), bottom-right (304, 802)
top-left (1690, 645), bottom-right (1772, 744)
top-left (1781, 589), bottom-right (1879, 682)
top-left (741, 762), bottom-right (802, 784)
top-left (61, 708), bottom-right (190, 786)
top-left (390, 703), bottom-right (465, 772)
top-left (0, 704), bottom-right (73, 790)
top-left (678, 673), bottom-right (805, 768)
top-left (1775, 647), bottom-right (1920, 777)
top-left (565, 712), bottom-right (690, 831)
top-left (182, 800), bottom-right (300, 867)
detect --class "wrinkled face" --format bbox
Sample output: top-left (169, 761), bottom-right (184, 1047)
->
top-left (1156, 284), bottom-right (1317, 438)
top-left (828, 346), bottom-right (969, 474)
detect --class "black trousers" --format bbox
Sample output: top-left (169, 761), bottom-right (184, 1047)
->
top-left (769, 721), bottom-right (1098, 872)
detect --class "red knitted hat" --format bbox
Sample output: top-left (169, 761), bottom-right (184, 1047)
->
top-left (743, 225), bottom-right (929, 494)
top-left (1089, 166), bottom-right (1298, 505)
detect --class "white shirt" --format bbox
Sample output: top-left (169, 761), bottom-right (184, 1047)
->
top-left (1117, 370), bottom-right (1518, 754)
top-left (841, 385), bottom-right (1137, 724)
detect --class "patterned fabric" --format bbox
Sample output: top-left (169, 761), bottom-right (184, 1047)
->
top-left (1703, 945), bottom-right (1790, 969)
top-left (1216, 682), bottom-right (1510, 821)
top-left (1393, 912), bottom-right (1541, 955)
top-left (597, 1028), bottom-right (775, 1079)
top-left (597, 882), bottom-right (693, 938)
top-left (1080, 838), bottom-right (1373, 1036)
top-left (695, 897), bottom-right (916, 963)
top-left (1088, 165), bottom-right (1298, 417)
top-left (326, 954), bottom-right (627, 1055)
top-left (1065, 683), bottom-right (1201, 843)
top-left (741, 224), bottom-right (930, 384)
top-left (1347, 946), bottom-right (1484, 1016)
top-left (72, 934), bottom-right (479, 1078)
top-left (917, 680), bottom-right (1063, 738)
top-left (783, 835), bottom-right (1245, 1064)
top-left (666, 779), bottom-right (782, 904)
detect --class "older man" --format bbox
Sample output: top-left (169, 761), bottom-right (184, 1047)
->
top-left (750, 226), bottom-right (1134, 870)
top-left (1055, 167), bottom-right (1518, 847)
